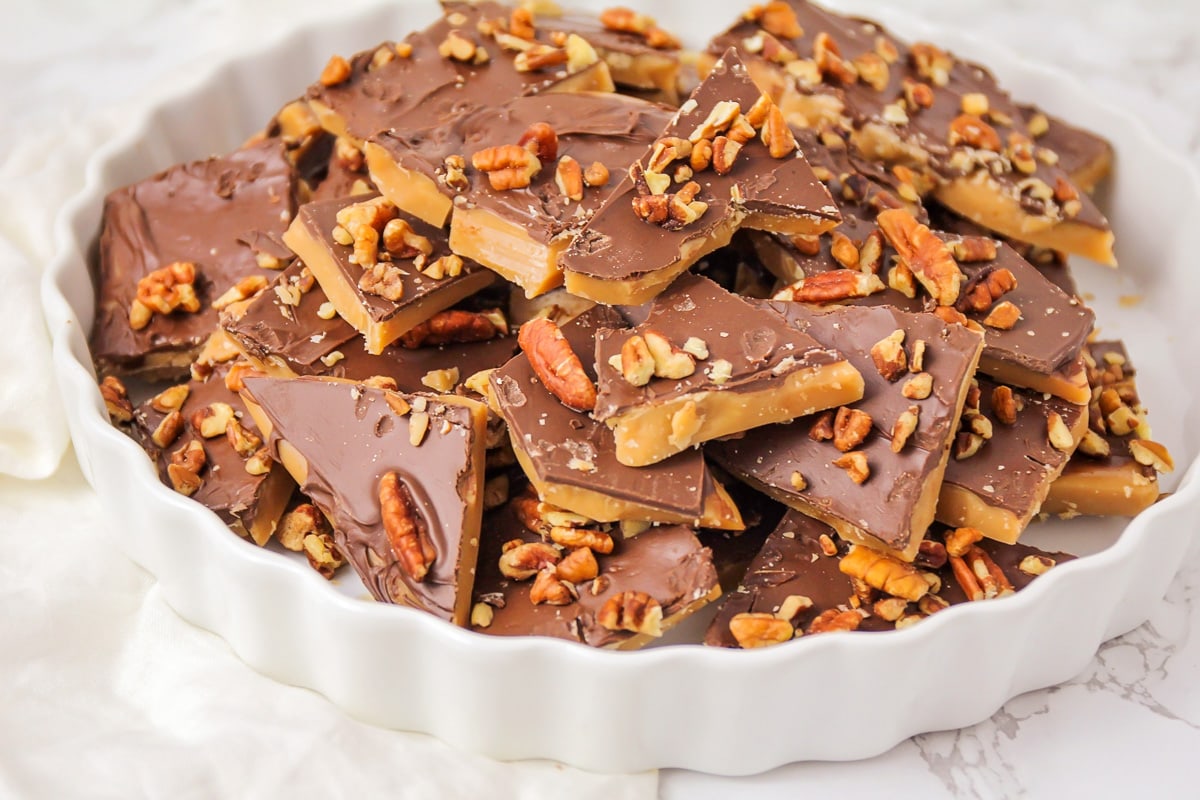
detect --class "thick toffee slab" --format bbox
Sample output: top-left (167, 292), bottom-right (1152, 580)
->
top-left (560, 49), bottom-right (840, 304)
top-left (133, 360), bottom-right (294, 545)
top-left (283, 193), bottom-right (497, 353)
top-left (223, 261), bottom-right (517, 390)
top-left (470, 496), bottom-right (720, 649)
top-left (938, 376), bottom-right (1087, 543)
top-left (705, 510), bottom-right (1074, 648)
top-left (705, 0), bottom-right (1114, 263)
top-left (491, 305), bottom-right (742, 526)
top-left (92, 140), bottom-right (301, 376)
top-left (709, 303), bottom-right (982, 560)
top-left (593, 273), bottom-right (863, 466)
top-left (240, 376), bottom-right (488, 625)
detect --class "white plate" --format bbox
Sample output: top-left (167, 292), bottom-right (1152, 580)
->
top-left (41, 0), bottom-right (1200, 775)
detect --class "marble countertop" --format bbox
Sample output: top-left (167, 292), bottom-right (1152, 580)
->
top-left (2, 1), bottom-right (1197, 796)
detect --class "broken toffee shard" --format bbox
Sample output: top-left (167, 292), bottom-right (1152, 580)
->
top-left (593, 273), bottom-right (864, 467)
top-left (240, 375), bottom-right (489, 625)
top-left (559, 47), bottom-right (840, 305)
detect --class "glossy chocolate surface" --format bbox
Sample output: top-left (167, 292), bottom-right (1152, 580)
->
top-left (594, 273), bottom-right (846, 420)
top-left (92, 140), bottom-right (300, 372)
top-left (242, 376), bottom-right (483, 619)
top-left (560, 50), bottom-right (838, 284)
top-left (708, 303), bottom-right (981, 550)
top-left (471, 497), bottom-right (718, 647)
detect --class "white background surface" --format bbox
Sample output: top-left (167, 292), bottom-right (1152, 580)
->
top-left (2, 1), bottom-right (1198, 797)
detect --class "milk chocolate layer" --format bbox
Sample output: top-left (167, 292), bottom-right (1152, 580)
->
top-left (491, 305), bottom-right (734, 523)
top-left (222, 261), bottom-right (517, 390)
top-left (471, 495), bottom-right (719, 648)
top-left (709, 303), bottom-right (982, 557)
top-left (594, 273), bottom-right (851, 420)
top-left (1017, 104), bottom-right (1113, 192)
top-left (705, 511), bottom-right (1074, 647)
top-left (560, 49), bottom-right (839, 299)
top-left (938, 376), bottom-right (1087, 541)
top-left (92, 140), bottom-right (301, 375)
top-left (133, 361), bottom-right (294, 544)
top-left (706, 1), bottom-right (1112, 262)
top-left (241, 376), bottom-right (486, 623)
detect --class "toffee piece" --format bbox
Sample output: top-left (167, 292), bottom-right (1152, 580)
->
top-left (240, 375), bottom-right (489, 625)
top-left (560, 48), bottom-right (840, 305)
top-left (282, 193), bottom-right (497, 354)
top-left (1043, 341), bottom-right (1170, 518)
top-left (593, 273), bottom-right (864, 467)
top-left (1017, 104), bottom-right (1113, 193)
top-left (708, 303), bottom-right (983, 561)
top-left (132, 354), bottom-right (295, 546)
top-left (368, 91), bottom-right (673, 296)
top-left (470, 493), bottom-right (721, 649)
top-left (705, 0), bottom-right (1115, 264)
top-left (222, 261), bottom-right (517, 391)
top-left (92, 139), bottom-right (301, 377)
top-left (938, 376), bottom-right (1087, 543)
top-left (490, 305), bottom-right (743, 527)
top-left (705, 510), bottom-right (1074, 648)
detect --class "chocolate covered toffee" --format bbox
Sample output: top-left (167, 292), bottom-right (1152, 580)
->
top-left (94, 0), bottom-right (1173, 648)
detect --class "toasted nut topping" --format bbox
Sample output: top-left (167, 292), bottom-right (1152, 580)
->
top-left (873, 596), bottom-right (909, 622)
top-left (472, 143), bottom-right (542, 191)
top-left (706, 358), bottom-right (733, 385)
top-left (776, 594), bottom-right (814, 622)
top-left (954, 431), bottom-right (985, 460)
top-left (948, 113), bottom-right (1002, 152)
top-left (358, 261), bottom-right (405, 302)
top-left (1019, 555), bottom-right (1055, 576)
top-left (817, 533), bottom-right (838, 557)
top-left (690, 138), bottom-right (713, 172)
top-left (438, 29), bottom-right (481, 62)
top-left (812, 31), bottom-right (857, 83)
top-left (407, 411), bottom-right (430, 446)
top-left (840, 545), bottom-right (929, 602)
top-left (583, 161), bottom-right (610, 187)
top-left (530, 568), bottom-right (574, 605)
top-left (789, 470), bottom-right (807, 491)
top-left (915, 540), bottom-right (948, 570)
top-left (620, 335), bottom-right (655, 387)
top-left (829, 231), bottom-right (859, 269)
top-left (968, 545), bottom-right (1014, 598)
top-left (902, 78), bottom-right (934, 110)
top-left (910, 41), bottom-right (954, 86)
top-left (689, 100), bottom-right (741, 143)
top-left (807, 608), bottom-right (863, 635)
top-left (761, 105), bottom-right (797, 158)
top-left (854, 51), bottom-right (890, 91)
top-left (729, 612), bottom-right (794, 648)
top-left (499, 541), bottom-right (562, 581)
top-left (99, 376), bottom-right (134, 423)
top-left (1129, 439), bottom-right (1174, 473)
top-left (773, 270), bottom-right (885, 303)
top-left (166, 439), bottom-right (206, 496)
top-left (319, 54), bottom-right (352, 86)
top-left (668, 401), bottom-right (703, 450)
top-left (643, 330), bottom-right (696, 380)
top-left (379, 471), bottom-right (435, 581)
top-left (832, 451), bottom-right (870, 484)
top-left (711, 135), bottom-right (742, 176)
top-left (131, 261), bottom-right (201, 330)
top-left (960, 92), bottom-right (989, 116)
top-left (748, 2), bottom-right (803, 39)
top-left (890, 405), bottom-right (920, 452)
top-left (833, 407), bottom-right (872, 452)
top-left (887, 262), bottom-right (917, 299)
top-left (870, 329), bottom-right (907, 381)
top-left (212, 275), bottom-right (269, 310)
top-left (952, 236), bottom-right (998, 263)
top-left (983, 300), bottom-right (1021, 330)
top-left (1077, 429), bottom-right (1110, 458)
top-left (555, 156), bottom-right (584, 201)
top-left (809, 410), bottom-right (835, 442)
top-left (944, 526), bottom-right (983, 558)
top-left (876, 209), bottom-right (963, 306)
top-left (600, 6), bottom-right (653, 33)
top-left (1046, 411), bottom-right (1074, 452)
top-left (517, 122), bottom-right (559, 162)
top-left (548, 526), bottom-right (614, 554)
top-left (518, 318), bottom-right (596, 411)
top-left (225, 418), bottom-right (261, 457)
top-left (556, 547), bottom-right (599, 583)
top-left (191, 402), bottom-right (234, 439)
top-left (150, 410), bottom-right (184, 449)
top-left (470, 602), bottom-right (495, 628)
top-left (958, 267), bottom-right (1017, 313)
top-left (991, 385), bottom-right (1018, 425)
top-left (382, 217), bottom-right (433, 258)
top-left (900, 372), bottom-right (932, 400)
top-left (149, 384), bottom-right (190, 414)
top-left (420, 367), bottom-right (460, 393)
top-left (597, 590), bottom-right (663, 637)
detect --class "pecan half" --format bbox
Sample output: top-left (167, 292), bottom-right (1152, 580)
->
top-left (876, 209), bottom-right (963, 306)
top-left (890, 405), bottom-right (920, 452)
top-left (472, 144), bottom-right (542, 190)
top-left (729, 612), bottom-right (794, 648)
top-left (517, 122), bottom-right (559, 162)
top-left (99, 376), bottom-right (133, 423)
top-left (839, 545), bottom-right (929, 602)
top-left (499, 541), bottom-right (561, 580)
top-left (529, 568), bottom-right (574, 605)
top-left (597, 590), bottom-right (663, 637)
top-left (833, 407), bottom-right (872, 452)
top-left (556, 547), bottom-right (599, 583)
top-left (379, 471), bottom-right (436, 581)
top-left (518, 318), bottom-right (596, 412)
top-left (957, 266), bottom-right (1016, 313)
top-left (806, 608), bottom-right (863, 635)
top-left (772, 270), bottom-right (885, 303)
top-left (400, 309), bottom-right (506, 348)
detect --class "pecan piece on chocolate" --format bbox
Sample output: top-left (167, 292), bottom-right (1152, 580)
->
top-left (517, 317), bottom-right (596, 412)
top-left (772, 270), bottom-right (885, 304)
top-left (99, 376), bottom-right (133, 424)
top-left (839, 545), bottom-right (929, 602)
top-left (597, 590), bottom-right (663, 637)
top-left (876, 209), bottom-right (963, 306)
top-left (729, 612), bottom-right (794, 648)
top-left (400, 309), bottom-right (506, 348)
top-left (379, 471), bottom-right (436, 581)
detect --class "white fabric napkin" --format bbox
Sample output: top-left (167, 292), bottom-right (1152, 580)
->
top-left (0, 1), bottom-right (656, 794)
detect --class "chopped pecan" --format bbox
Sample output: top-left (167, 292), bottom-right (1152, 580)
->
top-left (166, 439), bottom-right (206, 496)
top-left (711, 135), bottom-right (742, 175)
top-left (957, 266), bottom-right (1016, 313)
top-left (1046, 411), bottom-right (1075, 452)
top-left (948, 114), bottom-right (1002, 152)
top-left (379, 471), bottom-right (436, 581)
top-left (690, 138), bottom-right (713, 172)
top-left (517, 317), bottom-right (596, 412)
top-left (470, 602), bottom-right (495, 628)
top-left (832, 451), bottom-right (870, 484)
top-left (967, 545), bottom-right (1014, 598)
top-left (760, 105), bottom-right (797, 158)
top-left (382, 218), bottom-right (433, 258)
top-left (854, 52), bottom-right (890, 91)
top-left (597, 590), bottom-right (663, 637)
top-left (583, 161), bottom-right (610, 187)
top-left (303, 530), bottom-right (345, 579)
top-left (548, 526), bottom-right (614, 554)
top-left (400, 309), bottom-right (506, 348)
top-left (833, 407), bottom-right (872, 452)
top-left (1128, 439), bottom-right (1174, 473)
top-left (472, 143), bottom-right (542, 190)
top-left (438, 30), bottom-right (481, 62)
top-left (619, 334), bottom-right (655, 387)
top-left (818, 533), bottom-right (839, 557)
top-left (1019, 554), bottom-right (1055, 576)
top-left (951, 236), bottom-right (999, 263)
top-left (555, 156), bottom-right (583, 201)
top-left (643, 330), bottom-right (696, 380)
top-left (901, 372), bottom-right (932, 400)
top-left (358, 261), bottom-right (405, 302)
top-left (99, 376), bottom-right (133, 423)
top-left (949, 555), bottom-right (982, 601)
top-left (915, 540), bottom-right (948, 570)
top-left (556, 547), bottom-right (599, 583)
top-left (600, 6), bottom-right (653, 33)
top-left (225, 418), bottom-right (261, 457)
top-left (212, 275), bottom-right (269, 310)
top-left (829, 231), bottom-right (859, 269)
top-left (909, 42), bottom-right (953, 86)
top-left (529, 568), bottom-right (574, 605)
top-left (318, 54), bottom-right (351, 86)
top-left (729, 612), bottom-right (794, 648)
top-left (902, 78), bottom-right (934, 110)
top-left (276, 503), bottom-right (327, 552)
top-left (858, 230), bottom-right (884, 274)
top-left (808, 410), bottom-right (835, 442)
top-left (749, 2), bottom-right (803, 39)
top-left (131, 261), bottom-right (201, 330)
top-left (983, 301), bottom-right (1021, 330)
top-left (517, 122), bottom-right (559, 162)
top-left (870, 329), bottom-right (907, 381)
top-left (806, 608), bottom-right (863, 635)
top-left (953, 431), bottom-right (985, 460)
top-left (890, 405), bottom-right (920, 452)
top-left (150, 410), bottom-right (184, 449)
top-left (991, 385), bottom-right (1018, 425)
top-left (772, 270), bottom-right (885, 303)
top-left (812, 31), bottom-right (857, 83)
top-left (839, 545), bottom-right (929, 602)
top-left (876, 209), bottom-right (963, 306)
top-left (944, 526), bottom-right (983, 558)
